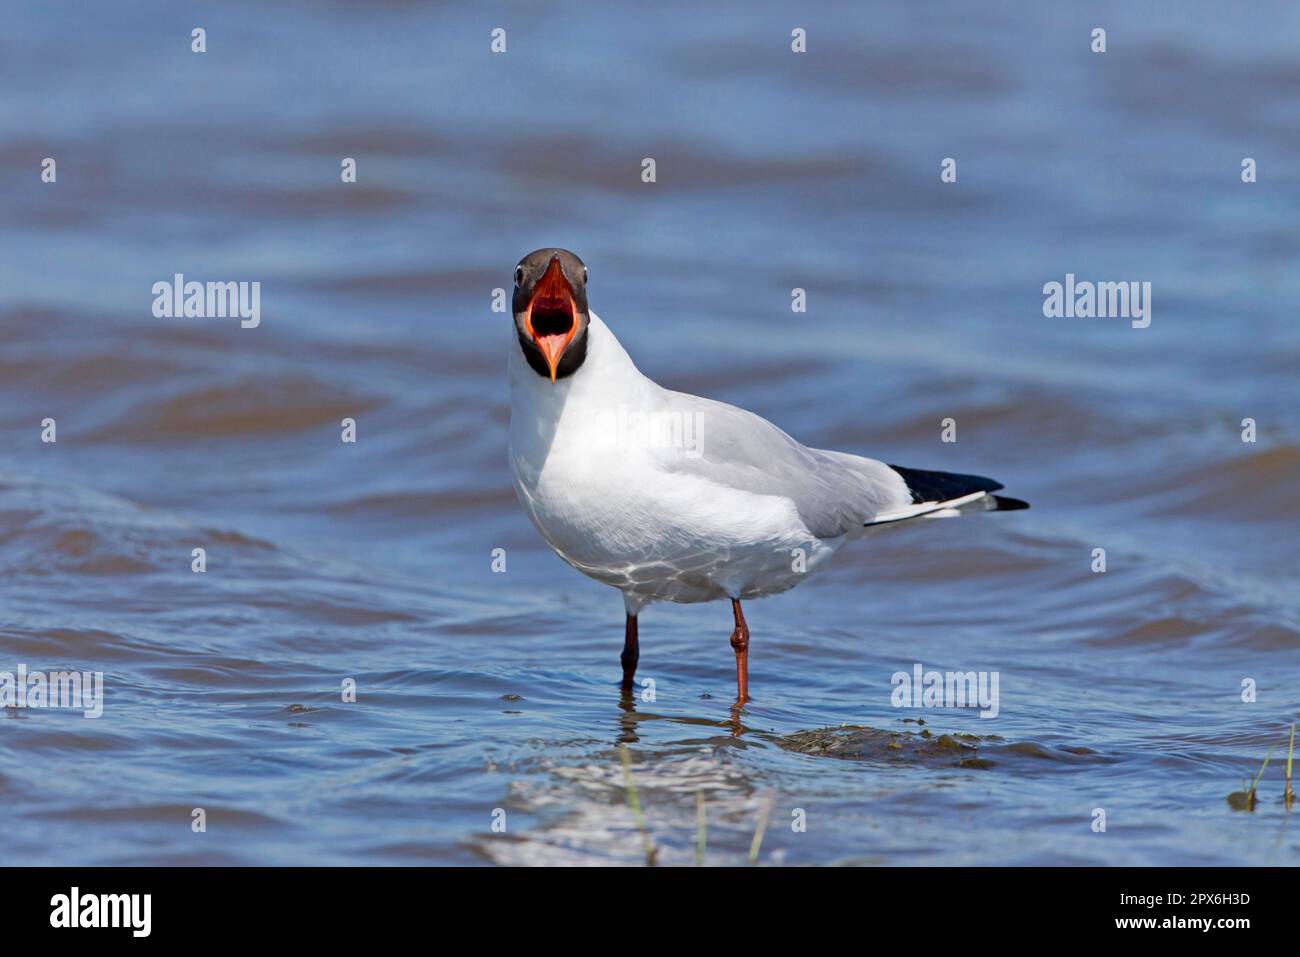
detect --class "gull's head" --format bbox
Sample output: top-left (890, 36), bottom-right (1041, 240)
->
top-left (513, 248), bottom-right (590, 382)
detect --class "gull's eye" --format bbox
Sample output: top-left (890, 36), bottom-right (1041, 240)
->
top-left (514, 265), bottom-right (525, 286)
top-left (582, 266), bottom-right (588, 284)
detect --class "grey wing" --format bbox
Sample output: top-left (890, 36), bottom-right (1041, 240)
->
top-left (656, 390), bottom-right (912, 539)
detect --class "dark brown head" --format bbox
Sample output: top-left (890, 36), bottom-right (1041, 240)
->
top-left (513, 248), bottom-right (590, 382)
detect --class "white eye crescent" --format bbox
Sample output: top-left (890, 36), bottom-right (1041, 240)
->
top-left (583, 266), bottom-right (588, 284)
top-left (514, 265), bottom-right (524, 286)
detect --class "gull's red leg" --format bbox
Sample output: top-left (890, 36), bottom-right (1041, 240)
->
top-left (621, 613), bottom-right (639, 692)
top-left (729, 599), bottom-right (750, 703)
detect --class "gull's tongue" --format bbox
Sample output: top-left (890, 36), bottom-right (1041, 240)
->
top-left (537, 333), bottom-right (568, 380)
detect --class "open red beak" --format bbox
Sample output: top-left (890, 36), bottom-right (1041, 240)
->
top-left (524, 255), bottom-right (579, 382)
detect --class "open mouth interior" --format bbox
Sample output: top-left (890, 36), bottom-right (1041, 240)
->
top-left (530, 296), bottom-right (575, 340)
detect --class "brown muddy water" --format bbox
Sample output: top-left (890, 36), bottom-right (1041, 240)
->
top-left (1, 2), bottom-right (1298, 865)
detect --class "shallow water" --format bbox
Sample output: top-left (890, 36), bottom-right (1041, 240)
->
top-left (1, 2), bottom-right (1298, 865)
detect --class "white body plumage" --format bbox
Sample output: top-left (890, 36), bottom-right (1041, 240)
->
top-left (508, 312), bottom-right (919, 615)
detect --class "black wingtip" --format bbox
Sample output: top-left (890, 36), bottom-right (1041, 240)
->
top-left (992, 495), bottom-right (1030, 511)
top-left (888, 464), bottom-right (1028, 511)
top-left (888, 464), bottom-right (1003, 504)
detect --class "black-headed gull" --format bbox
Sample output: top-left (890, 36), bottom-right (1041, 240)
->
top-left (507, 248), bottom-right (1028, 703)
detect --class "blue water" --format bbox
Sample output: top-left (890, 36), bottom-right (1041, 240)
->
top-left (1, 1), bottom-right (1298, 865)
